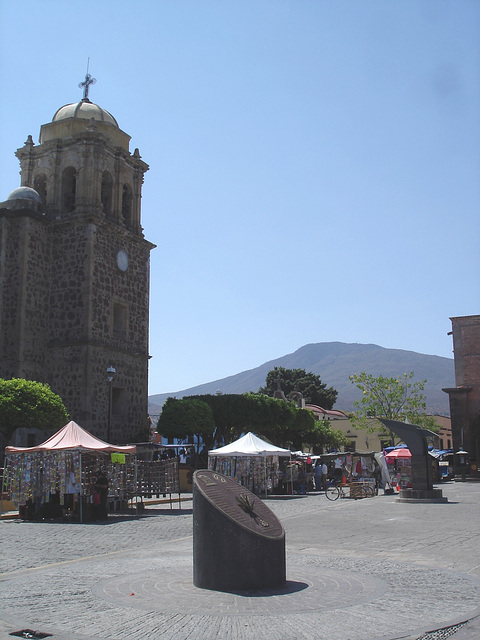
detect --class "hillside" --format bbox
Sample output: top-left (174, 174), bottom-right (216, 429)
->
top-left (148, 342), bottom-right (454, 417)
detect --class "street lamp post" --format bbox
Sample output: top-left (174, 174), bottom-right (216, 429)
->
top-left (106, 366), bottom-right (116, 442)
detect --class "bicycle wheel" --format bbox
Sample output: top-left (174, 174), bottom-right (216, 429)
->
top-left (364, 485), bottom-right (376, 498)
top-left (326, 485), bottom-right (340, 501)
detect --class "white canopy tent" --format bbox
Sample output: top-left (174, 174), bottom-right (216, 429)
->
top-left (208, 432), bottom-right (292, 496)
top-left (209, 432), bottom-right (292, 458)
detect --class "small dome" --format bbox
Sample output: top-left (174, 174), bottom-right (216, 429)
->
top-left (6, 187), bottom-right (43, 204)
top-left (52, 99), bottom-right (118, 127)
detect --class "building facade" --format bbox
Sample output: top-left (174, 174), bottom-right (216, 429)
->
top-left (0, 83), bottom-right (155, 444)
top-left (443, 315), bottom-right (480, 475)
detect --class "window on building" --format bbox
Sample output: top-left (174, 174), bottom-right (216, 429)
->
top-left (34, 174), bottom-right (47, 204)
top-left (122, 183), bottom-right (132, 228)
top-left (61, 166), bottom-right (76, 212)
top-left (101, 171), bottom-right (113, 216)
top-left (448, 439), bottom-right (451, 449)
top-left (113, 302), bottom-right (128, 337)
top-left (345, 440), bottom-right (356, 452)
top-left (440, 438), bottom-right (444, 449)
top-left (112, 387), bottom-right (126, 416)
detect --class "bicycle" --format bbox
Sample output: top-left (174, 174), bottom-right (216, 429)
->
top-left (325, 481), bottom-right (375, 501)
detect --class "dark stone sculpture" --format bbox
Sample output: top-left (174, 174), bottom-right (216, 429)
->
top-left (193, 469), bottom-right (286, 592)
top-left (379, 419), bottom-right (447, 503)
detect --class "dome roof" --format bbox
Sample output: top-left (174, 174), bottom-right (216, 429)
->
top-left (6, 186), bottom-right (43, 204)
top-left (52, 99), bottom-right (118, 127)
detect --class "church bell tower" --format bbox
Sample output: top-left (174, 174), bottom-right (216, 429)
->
top-left (0, 73), bottom-right (155, 443)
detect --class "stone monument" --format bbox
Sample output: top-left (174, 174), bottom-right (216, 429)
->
top-left (193, 469), bottom-right (286, 592)
top-left (380, 418), bottom-right (448, 503)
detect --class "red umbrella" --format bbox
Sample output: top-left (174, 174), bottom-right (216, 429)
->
top-left (385, 448), bottom-right (411, 459)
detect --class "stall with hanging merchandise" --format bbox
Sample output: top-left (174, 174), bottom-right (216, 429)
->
top-left (135, 457), bottom-right (180, 505)
top-left (318, 451), bottom-right (381, 494)
top-left (384, 447), bottom-right (412, 491)
top-left (208, 432), bottom-right (292, 496)
top-left (2, 421), bottom-right (137, 521)
top-left (2, 421), bottom-right (183, 520)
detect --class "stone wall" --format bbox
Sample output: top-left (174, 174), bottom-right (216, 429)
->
top-left (0, 211), bottom-right (50, 380)
top-left (445, 315), bottom-right (480, 471)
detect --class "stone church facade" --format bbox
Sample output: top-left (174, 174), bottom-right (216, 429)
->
top-left (0, 83), bottom-right (155, 444)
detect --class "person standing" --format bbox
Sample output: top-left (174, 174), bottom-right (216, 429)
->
top-left (65, 465), bottom-right (79, 514)
top-left (95, 470), bottom-right (109, 519)
top-left (321, 461), bottom-right (328, 490)
top-left (373, 462), bottom-right (382, 495)
top-left (314, 462), bottom-right (323, 490)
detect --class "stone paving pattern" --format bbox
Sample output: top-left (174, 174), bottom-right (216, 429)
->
top-left (1, 482), bottom-right (480, 640)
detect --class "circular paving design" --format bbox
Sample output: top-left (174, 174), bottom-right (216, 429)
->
top-left (90, 553), bottom-right (480, 621)
top-left (2, 553), bottom-right (480, 640)
top-left (95, 562), bottom-right (388, 614)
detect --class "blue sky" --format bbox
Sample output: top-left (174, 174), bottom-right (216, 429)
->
top-left (1, 1), bottom-right (479, 395)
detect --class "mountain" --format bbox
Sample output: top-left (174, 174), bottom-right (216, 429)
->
top-left (148, 342), bottom-right (454, 417)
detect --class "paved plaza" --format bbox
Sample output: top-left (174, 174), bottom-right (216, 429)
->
top-left (1, 481), bottom-right (479, 640)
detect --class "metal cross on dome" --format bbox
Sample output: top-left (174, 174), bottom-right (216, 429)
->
top-left (79, 61), bottom-right (96, 101)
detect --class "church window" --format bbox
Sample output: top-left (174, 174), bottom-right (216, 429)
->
top-left (113, 302), bottom-right (128, 337)
top-left (61, 166), bottom-right (76, 212)
top-left (122, 183), bottom-right (132, 228)
top-left (101, 171), bottom-right (113, 216)
top-left (34, 174), bottom-right (47, 204)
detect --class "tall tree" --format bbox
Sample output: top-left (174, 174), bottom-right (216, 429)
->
top-left (259, 367), bottom-right (338, 409)
top-left (157, 397), bottom-right (216, 450)
top-left (0, 378), bottom-right (69, 442)
top-left (349, 372), bottom-right (438, 441)
top-left (188, 392), bottom-right (334, 450)
top-left (187, 393), bottom-right (299, 448)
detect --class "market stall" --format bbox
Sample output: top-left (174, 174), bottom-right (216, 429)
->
top-left (2, 421), bottom-right (137, 522)
top-left (2, 422), bottom-right (182, 520)
top-left (208, 432), bottom-right (292, 496)
top-left (427, 448), bottom-right (453, 482)
top-left (384, 447), bottom-right (412, 491)
top-left (317, 451), bottom-right (384, 494)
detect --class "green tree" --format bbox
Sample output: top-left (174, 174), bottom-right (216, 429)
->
top-left (187, 392), bottom-right (328, 450)
top-left (188, 393), bottom-right (298, 448)
top-left (0, 378), bottom-right (69, 442)
top-left (157, 397), bottom-right (216, 450)
top-left (349, 372), bottom-right (438, 442)
top-left (259, 367), bottom-right (338, 409)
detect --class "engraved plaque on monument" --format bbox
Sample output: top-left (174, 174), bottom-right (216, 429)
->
top-left (193, 469), bottom-right (286, 592)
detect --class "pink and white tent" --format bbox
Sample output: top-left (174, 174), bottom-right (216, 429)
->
top-left (5, 420), bottom-right (136, 454)
top-left (3, 422), bottom-right (137, 521)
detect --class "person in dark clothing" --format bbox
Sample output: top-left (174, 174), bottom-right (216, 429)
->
top-left (373, 462), bottom-right (382, 495)
top-left (95, 471), bottom-right (109, 519)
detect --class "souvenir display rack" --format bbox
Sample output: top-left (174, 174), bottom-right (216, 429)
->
top-left (2, 452), bottom-right (180, 519)
top-left (136, 458), bottom-right (179, 496)
top-left (208, 455), bottom-right (282, 495)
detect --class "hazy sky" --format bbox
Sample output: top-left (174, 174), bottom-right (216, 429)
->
top-left (1, 1), bottom-right (479, 395)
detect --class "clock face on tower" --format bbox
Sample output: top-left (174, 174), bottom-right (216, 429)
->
top-left (116, 249), bottom-right (129, 272)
